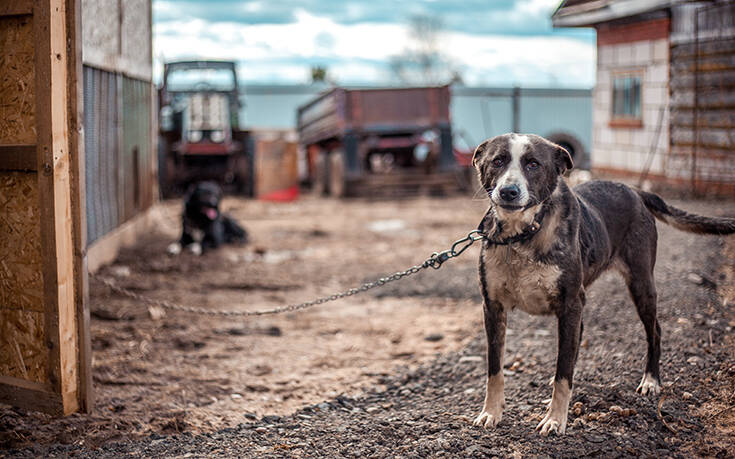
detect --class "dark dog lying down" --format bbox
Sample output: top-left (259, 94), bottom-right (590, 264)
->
top-left (471, 133), bottom-right (735, 435)
top-left (167, 182), bottom-right (247, 255)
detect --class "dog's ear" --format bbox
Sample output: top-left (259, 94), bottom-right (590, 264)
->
top-left (472, 141), bottom-right (488, 170)
top-left (184, 183), bottom-right (196, 199)
top-left (554, 144), bottom-right (573, 175)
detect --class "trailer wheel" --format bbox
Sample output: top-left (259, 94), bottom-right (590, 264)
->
top-left (157, 138), bottom-right (171, 198)
top-left (234, 153), bottom-right (253, 197)
top-left (545, 132), bottom-right (588, 170)
top-left (329, 150), bottom-right (345, 198)
top-left (312, 152), bottom-right (328, 196)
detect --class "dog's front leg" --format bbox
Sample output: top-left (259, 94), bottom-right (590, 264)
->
top-left (537, 300), bottom-right (582, 436)
top-left (473, 300), bottom-right (507, 429)
top-left (167, 224), bottom-right (195, 255)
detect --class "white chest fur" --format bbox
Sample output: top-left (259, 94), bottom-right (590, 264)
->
top-left (482, 245), bottom-right (561, 315)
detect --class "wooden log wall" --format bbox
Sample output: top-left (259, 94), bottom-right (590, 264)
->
top-left (669, 3), bottom-right (735, 196)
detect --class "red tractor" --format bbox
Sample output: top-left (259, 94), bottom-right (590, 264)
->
top-left (158, 60), bottom-right (253, 196)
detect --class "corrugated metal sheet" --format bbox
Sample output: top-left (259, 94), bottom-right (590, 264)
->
top-left (122, 76), bottom-right (153, 218)
top-left (84, 66), bottom-right (120, 245)
top-left (84, 66), bottom-right (153, 245)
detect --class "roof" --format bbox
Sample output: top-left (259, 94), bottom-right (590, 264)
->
top-left (552, 0), bottom-right (683, 27)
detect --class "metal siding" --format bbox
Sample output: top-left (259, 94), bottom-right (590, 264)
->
top-left (122, 77), bottom-right (153, 217)
top-left (84, 66), bottom-right (153, 245)
top-left (84, 66), bottom-right (121, 245)
top-left (519, 94), bottom-right (593, 152)
top-left (449, 93), bottom-right (514, 145)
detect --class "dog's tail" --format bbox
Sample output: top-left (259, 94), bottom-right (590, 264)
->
top-left (637, 190), bottom-right (735, 235)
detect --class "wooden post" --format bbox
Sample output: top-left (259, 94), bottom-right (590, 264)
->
top-left (67, 0), bottom-right (93, 412)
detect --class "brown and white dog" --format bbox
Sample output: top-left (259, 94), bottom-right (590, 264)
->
top-left (471, 133), bottom-right (735, 435)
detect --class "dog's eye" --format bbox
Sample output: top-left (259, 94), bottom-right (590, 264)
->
top-left (526, 160), bottom-right (540, 170)
top-left (491, 157), bottom-right (504, 168)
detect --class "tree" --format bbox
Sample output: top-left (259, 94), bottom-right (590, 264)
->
top-left (389, 14), bottom-right (461, 85)
top-left (310, 65), bottom-right (329, 83)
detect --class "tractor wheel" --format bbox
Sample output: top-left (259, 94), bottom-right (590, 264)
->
top-left (329, 150), bottom-right (346, 198)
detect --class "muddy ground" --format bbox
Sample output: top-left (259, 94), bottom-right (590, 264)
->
top-left (2, 192), bottom-right (735, 457)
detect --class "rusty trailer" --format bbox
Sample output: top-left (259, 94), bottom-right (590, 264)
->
top-left (297, 86), bottom-right (461, 197)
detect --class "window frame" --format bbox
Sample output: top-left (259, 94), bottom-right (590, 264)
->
top-left (609, 70), bottom-right (644, 128)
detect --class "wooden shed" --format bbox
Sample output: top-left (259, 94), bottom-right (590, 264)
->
top-left (0, 0), bottom-right (154, 415)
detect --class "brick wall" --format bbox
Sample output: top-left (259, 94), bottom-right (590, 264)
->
top-left (597, 18), bottom-right (669, 46)
top-left (591, 18), bottom-right (670, 177)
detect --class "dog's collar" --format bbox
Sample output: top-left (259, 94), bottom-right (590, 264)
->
top-left (479, 202), bottom-right (549, 246)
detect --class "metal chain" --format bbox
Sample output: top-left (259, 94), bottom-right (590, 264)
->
top-left (92, 229), bottom-right (485, 317)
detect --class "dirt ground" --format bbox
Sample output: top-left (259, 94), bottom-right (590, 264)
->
top-left (2, 191), bottom-right (734, 457)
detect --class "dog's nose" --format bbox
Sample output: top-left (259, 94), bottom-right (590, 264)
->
top-left (499, 184), bottom-right (521, 202)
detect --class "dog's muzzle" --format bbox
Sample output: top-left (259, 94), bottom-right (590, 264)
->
top-left (497, 184), bottom-right (531, 211)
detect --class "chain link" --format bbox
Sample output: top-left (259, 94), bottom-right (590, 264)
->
top-left (92, 229), bottom-right (485, 317)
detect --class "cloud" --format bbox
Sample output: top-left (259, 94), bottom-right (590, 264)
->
top-left (152, 1), bottom-right (595, 87)
top-left (154, 0), bottom-right (582, 36)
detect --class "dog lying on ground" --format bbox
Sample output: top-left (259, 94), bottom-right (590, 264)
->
top-left (471, 133), bottom-right (735, 436)
top-left (167, 181), bottom-right (247, 256)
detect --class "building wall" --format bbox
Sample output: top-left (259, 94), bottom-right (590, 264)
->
top-left (82, 0), bottom-right (152, 81)
top-left (591, 18), bottom-right (670, 176)
top-left (81, 0), bottom-right (155, 245)
top-left (669, 2), bottom-right (735, 195)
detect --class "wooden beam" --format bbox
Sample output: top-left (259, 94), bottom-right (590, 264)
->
top-left (34, 0), bottom-right (62, 403)
top-left (0, 145), bottom-right (37, 171)
top-left (0, 375), bottom-right (62, 416)
top-left (34, 0), bottom-right (80, 415)
top-left (0, 0), bottom-right (33, 17)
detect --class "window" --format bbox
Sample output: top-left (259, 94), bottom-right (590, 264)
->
top-left (611, 74), bottom-right (642, 127)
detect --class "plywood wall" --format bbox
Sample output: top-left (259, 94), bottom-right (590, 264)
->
top-left (0, 15), bottom-right (36, 144)
top-left (0, 13), bottom-right (47, 384)
top-left (0, 172), bottom-right (46, 383)
top-left (0, 0), bottom-right (89, 415)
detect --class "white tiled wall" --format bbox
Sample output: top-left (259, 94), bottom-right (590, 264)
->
top-left (591, 37), bottom-right (669, 175)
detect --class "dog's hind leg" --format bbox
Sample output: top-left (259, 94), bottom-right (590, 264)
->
top-left (620, 230), bottom-right (662, 395)
top-left (626, 268), bottom-right (661, 395)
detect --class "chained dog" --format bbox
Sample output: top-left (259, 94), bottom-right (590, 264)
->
top-left (471, 133), bottom-right (735, 435)
top-left (167, 181), bottom-right (247, 256)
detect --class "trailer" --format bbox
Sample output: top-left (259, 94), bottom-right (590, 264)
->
top-left (158, 60), bottom-right (254, 197)
top-left (297, 86), bottom-right (460, 197)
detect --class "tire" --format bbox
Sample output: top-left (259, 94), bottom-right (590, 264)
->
top-left (312, 152), bottom-right (328, 196)
top-left (329, 150), bottom-right (345, 198)
top-left (234, 153), bottom-right (253, 197)
top-left (157, 138), bottom-right (174, 199)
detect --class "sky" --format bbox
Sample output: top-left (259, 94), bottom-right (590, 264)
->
top-left (152, 0), bottom-right (596, 88)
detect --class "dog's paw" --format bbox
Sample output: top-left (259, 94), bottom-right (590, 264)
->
top-left (473, 408), bottom-right (503, 429)
top-left (167, 242), bottom-right (182, 255)
top-left (636, 372), bottom-right (661, 396)
top-left (188, 242), bottom-right (203, 256)
top-left (536, 411), bottom-right (567, 436)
